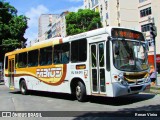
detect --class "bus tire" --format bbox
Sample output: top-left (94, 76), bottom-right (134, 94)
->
top-left (75, 81), bottom-right (86, 102)
top-left (20, 80), bottom-right (28, 95)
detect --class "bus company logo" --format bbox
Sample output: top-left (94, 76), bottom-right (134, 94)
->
top-left (36, 67), bottom-right (62, 78)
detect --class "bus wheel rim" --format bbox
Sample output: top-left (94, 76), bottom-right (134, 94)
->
top-left (21, 84), bottom-right (25, 93)
top-left (76, 86), bottom-right (81, 98)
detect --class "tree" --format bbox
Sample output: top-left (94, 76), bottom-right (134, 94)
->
top-left (0, 0), bottom-right (28, 62)
top-left (66, 9), bottom-right (102, 36)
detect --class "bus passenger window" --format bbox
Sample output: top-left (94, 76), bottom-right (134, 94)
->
top-left (18, 52), bottom-right (27, 68)
top-left (71, 39), bottom-right (87, 63)
top-left (28, 50), bottom-right (38, 67)
top-left (40, 46), bottom-right (52, 66)
top-left (53, 43), bottom-right (70, 64)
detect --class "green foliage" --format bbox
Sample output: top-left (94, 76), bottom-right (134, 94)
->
top-left (0, 0), bottom-right (28, 62)
top-left (2, 39), bottom-right (20, 50)
top-left (66, 9), bottom-right (102, 36)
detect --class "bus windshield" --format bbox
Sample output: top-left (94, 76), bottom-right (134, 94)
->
top-left (113, 40), bottom-right (148, 72)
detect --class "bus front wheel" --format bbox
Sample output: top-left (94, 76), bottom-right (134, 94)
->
top-left (20, 80), bottom-right (28, 95)
top-left (75, 81), bottom-right (86, 102)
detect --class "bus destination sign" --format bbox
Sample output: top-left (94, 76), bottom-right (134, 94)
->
top-left (111, 28), bottom-right (144, 41)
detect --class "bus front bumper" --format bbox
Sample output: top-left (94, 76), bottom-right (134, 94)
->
top-left (111, 82), bottom-right (151, 97)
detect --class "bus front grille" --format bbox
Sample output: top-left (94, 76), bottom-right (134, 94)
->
top-left (124, 72), bottom-right (148, 79)
top-left (130, 86), bottom-right (143, 91)
top-left (124, 72), bottom-right (148, 85)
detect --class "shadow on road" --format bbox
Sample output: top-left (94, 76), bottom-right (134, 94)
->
top-left (72, 111), bottom-right (160, 120)
top-left (71, 104), bottom-right (160, 119)
top-left (10, 89), bottom-right (156, 106)
top-left (10, 90), bottom-right (76, 101)
top-left (88, 93), bottom-right (155, 106)
top-left (118, 104), bottom-right (160, 111)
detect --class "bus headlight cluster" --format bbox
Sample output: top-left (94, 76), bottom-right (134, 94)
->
top-left (113, 73), bottom-right (128, 86)
top-left (113, 73), bottom-right (124, 81)
top-left (120, 80), bottom-right (128, 86)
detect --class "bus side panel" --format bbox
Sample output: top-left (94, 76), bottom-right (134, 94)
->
top-left (67, 62), bottom-right (91, 95)
top-left (4, 76), bottom-right (9, 88)
top-left (16, 74), bottom-right (71, 93)
top-left (14, 76), bottom-right (30, 90)
top-left (30, 76), bottom-right (70, 93)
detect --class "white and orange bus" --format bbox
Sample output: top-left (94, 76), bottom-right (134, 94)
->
top-left (4, 27), bottom-right (151, 101)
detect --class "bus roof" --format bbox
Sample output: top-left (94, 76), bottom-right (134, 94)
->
top-left (5, 37), bottom-right (62, 56)
top-left (5, 26), bottom-right (141, 56)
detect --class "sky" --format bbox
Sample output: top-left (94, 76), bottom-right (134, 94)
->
top-left (6, 0), bottom-right (84, 44)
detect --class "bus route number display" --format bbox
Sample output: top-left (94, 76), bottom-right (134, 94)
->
top-left (111, 28), bottom-right (144, 40)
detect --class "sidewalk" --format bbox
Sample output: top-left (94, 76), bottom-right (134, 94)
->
top-left (149, 75), bottom-right (160, 94)
top-left (150, 85), bottom-right (160, 94)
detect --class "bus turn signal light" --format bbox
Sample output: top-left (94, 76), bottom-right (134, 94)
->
top-left (76, 65), bottom-right (86, 70)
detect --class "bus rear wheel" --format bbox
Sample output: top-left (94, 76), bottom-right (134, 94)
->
top-left (75, 81), bottom-right (86, 102)
top-left (20, 80), bottom-right (28, 95)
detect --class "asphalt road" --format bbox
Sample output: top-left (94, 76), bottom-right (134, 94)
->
top-left (0, 82), bottom-right (160, 120)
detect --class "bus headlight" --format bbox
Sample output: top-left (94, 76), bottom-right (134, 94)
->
top-left (113, 73), bottom-right (124, 80)
top-left (119, 73), bottom-right (129, 86)
top-left (113, 73), bottom-right (128, 86)
top-left (119, 73), bottom-right (124, 80)
top-left (120, 80), bottom-right (128, 86)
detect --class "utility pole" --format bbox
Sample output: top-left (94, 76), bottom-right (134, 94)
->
top-left (150, 18), bottom-right (157, 85)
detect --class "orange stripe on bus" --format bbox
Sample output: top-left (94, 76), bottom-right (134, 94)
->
top-left (4, 64), bottom-right (67, 86)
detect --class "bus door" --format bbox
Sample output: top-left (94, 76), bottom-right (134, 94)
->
top-left (90, 42), bottom-right (106, 94)
top-left (8, 56), bottom-right (15, 90)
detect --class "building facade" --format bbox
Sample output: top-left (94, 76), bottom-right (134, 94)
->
top-left (50, 11), bottom-right (69, 38)
top-left (138, 0), bottom-right (160, 73)
top-left (39, 11), bottom-right (69, 41)
top-left (84, 0), bottom-right (139, 29)
top-left (38, 14), bottom-right (59, 38)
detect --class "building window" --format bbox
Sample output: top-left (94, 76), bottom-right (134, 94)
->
top-left (106, 13), bottom-right (109, 19)
top-left (140, 7), bottom-right (152, 17)
top-left (91, 0), bottom-right (99, 7)
top-left (141, 23), bottom-right (152, 32)
top-left (101, 16), bottom-right (103, 22)
top-left (117, 11), bottom-right (120, 19)
top-left (100, 5), bottom-right (103, 11)
top-left (147, 39), bottom-right (153, 46)
top-left (105, 1), bottom-right (108, 10)
top-left (139, 0), bottom-right (147, 3)
top-left (48, 34), bottom-right (52, 39)
top-left (95, 0), bottom-right (98, 5)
